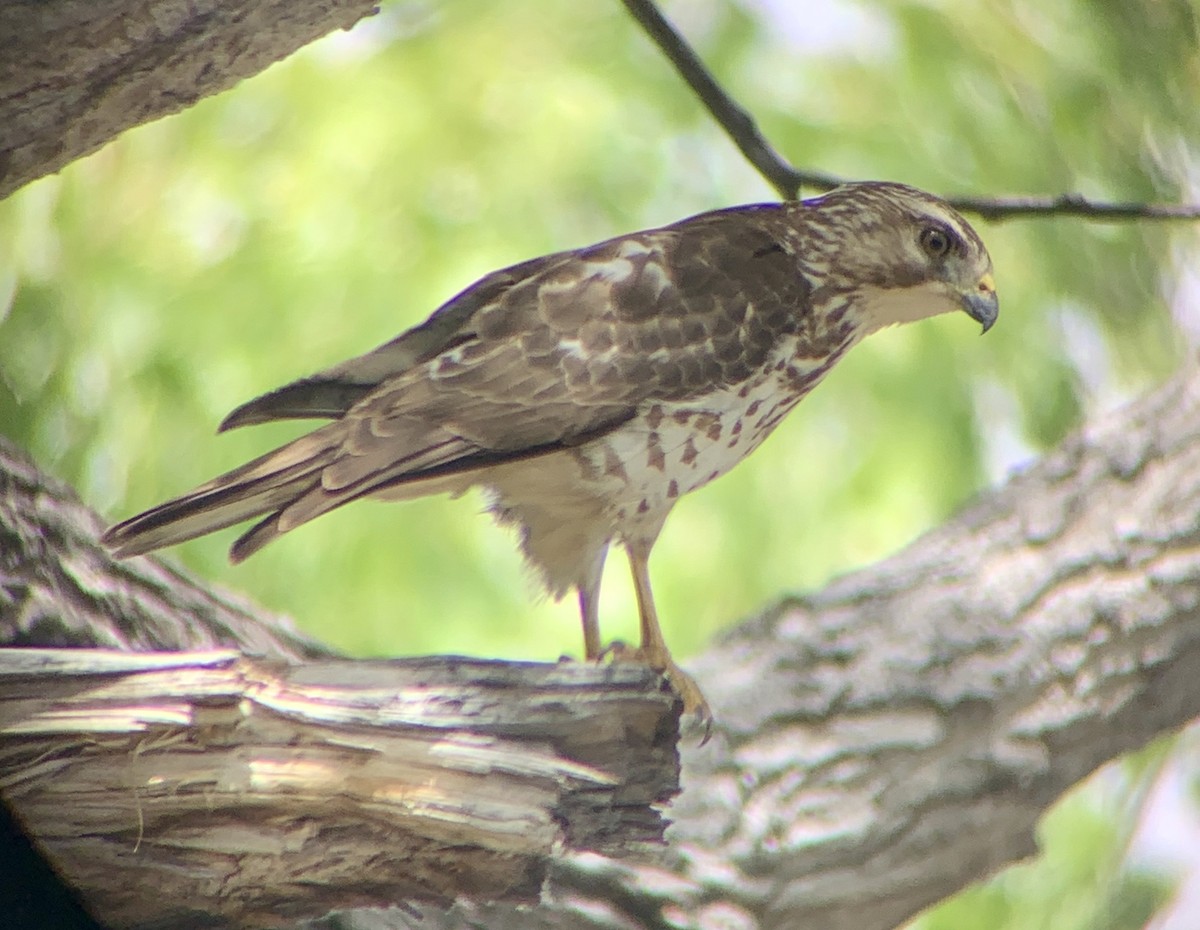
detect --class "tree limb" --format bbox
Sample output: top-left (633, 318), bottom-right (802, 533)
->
top-left (384, 361), bottom-right (1200, 930)
top-left (620, 0), bottom-right (1200, 221)
top-left (646, 360), bottom-right (1200, 930)
top-left (0, 437), bottom-right (328, 659)
top-left (5, 0), bottom-right (1196, 224)
top-left (4, 359), bottom-right (1200, 928)
top-left (0, 648), bottom-right (678, 929)
top-left (0, 0), bottom-right (379, 200)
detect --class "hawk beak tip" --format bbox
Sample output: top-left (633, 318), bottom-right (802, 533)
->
top-left (963, 276), bottom-right (998, 334)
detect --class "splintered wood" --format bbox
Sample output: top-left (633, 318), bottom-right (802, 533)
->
top-left (0, 649), bottom-right (679, 928)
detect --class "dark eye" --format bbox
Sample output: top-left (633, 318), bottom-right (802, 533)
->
top-left (919, 226), bottom-right (953, 259)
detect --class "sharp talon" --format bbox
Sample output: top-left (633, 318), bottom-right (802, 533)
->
top-left (597, 639), bottom-right (632, 663)
top-left (663, 665), bottom-right (713, 745)
top-left (691, 704), bottom-right (714, 746)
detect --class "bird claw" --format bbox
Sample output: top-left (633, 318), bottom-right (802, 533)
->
top-left (600, 642), bottom-right (713, 744)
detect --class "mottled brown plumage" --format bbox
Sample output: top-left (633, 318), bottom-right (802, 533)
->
top-left (103, 181), bottom-right (998, 729)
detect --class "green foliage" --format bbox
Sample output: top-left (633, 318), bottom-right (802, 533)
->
top-left (0, 0), bottom-right (1196, 922)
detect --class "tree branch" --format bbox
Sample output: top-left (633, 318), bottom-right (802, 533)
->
top-left (5, 0), bottom-right (1196, 225)
top-left (930, 191), bottom-right (1200, 222)
top-left (621, 0), bottom-right (1200, 221)
top-left (0, 648), bottom-right (678, 929)
top-left (4, 359), bottom-right (1200, 929)
top-left (385, 361), bottom-right (1200, 930)
top-left (0, 0), bottom-right (379, 200)
top-left (0, 438), bottom-right (328, 659)
top-left (618, 0), bottom-right (830, 201)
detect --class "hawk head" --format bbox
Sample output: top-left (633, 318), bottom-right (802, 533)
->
top-left (805, 181), bottom-right (998, 334)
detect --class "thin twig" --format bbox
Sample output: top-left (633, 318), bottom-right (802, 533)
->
top-left (621, 0), bottom-right (1200, 221)
top-left (941, 192), bottom-right (1200, 222)
top-left (620, 0), bottom-right (812, 200)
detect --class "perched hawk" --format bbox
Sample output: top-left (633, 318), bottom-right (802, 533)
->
top-left (103, 181), bottom-right (997, 729)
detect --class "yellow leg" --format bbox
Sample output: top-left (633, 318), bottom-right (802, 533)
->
top-left (576, 546), bottom-right (608, 662)
top-left (626, 541), bottom-right (712, 738)
top-left (578, 586), bottom-right (602, 661)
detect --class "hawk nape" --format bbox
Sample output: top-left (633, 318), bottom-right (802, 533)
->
top-left (103, 181), bottom-right (998, 733)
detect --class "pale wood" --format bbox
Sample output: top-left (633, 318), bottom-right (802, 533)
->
top-left (0, 647), bottom-right (678, 928)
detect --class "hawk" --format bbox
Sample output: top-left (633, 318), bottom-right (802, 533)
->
top-left (103, 181), bottom-right (997, 729)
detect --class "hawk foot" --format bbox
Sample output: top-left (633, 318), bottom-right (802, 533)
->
top-left (600, 641), bottom-right (712, 743)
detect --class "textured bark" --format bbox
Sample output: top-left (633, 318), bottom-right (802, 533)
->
top-left (2, 365), bottom-right (1199, 929)
top-left (0, 648), bottom-right (678, 929)
top-left (0, 0), bottom-right (378, 200)
top-left (636, 361), bottom-right (1200, 930)
top-left (0, 437), bottom-right (327, 658)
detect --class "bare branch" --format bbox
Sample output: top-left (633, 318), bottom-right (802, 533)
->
top-left (619, 0), bottom-right (823, 200)
top-left (621, 0), bottom-right (1200, 221)
top-left (941, 191), bottom-right (1200, 222)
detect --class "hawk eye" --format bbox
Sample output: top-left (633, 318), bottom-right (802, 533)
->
top-left (919, 226), bottom-right (953, 259)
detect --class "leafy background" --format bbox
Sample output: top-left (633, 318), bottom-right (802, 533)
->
top-left (1, 0), bottom-right (1198, 927)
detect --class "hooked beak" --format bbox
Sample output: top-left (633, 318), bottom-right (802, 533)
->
top-left (962, 272), bottom-right (998, 333)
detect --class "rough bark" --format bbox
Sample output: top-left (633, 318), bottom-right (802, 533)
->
top-left (638, 361), bottom-right (1200, 930)
top-left (3, 363), bottom-right (1199, 929)
top-left (0, 0), bottom-right (379, 200)
top-left (0, 437), bottom-right (327, 658)
top-left (0, 648), bottom-right (678, 929)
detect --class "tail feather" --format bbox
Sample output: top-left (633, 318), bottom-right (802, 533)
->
top-left (218, 377), bottom-right (376, 432)
top-left (230, 511), bottom-right (286, 563)
top-left (102, 421), bottom-right (488, 562)
top-left (102, 393), bottom-right (582, 562)
top-left (101, 428), bottom-right (341, 558)
top-left (227, 444), bottom-right (483, 564)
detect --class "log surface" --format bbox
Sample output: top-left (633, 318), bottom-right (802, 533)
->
top-left (0, 648), bottom-right (679, 929)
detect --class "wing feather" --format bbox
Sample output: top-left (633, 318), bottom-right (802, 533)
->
top-left (218, 252), bottom-right (573, 431)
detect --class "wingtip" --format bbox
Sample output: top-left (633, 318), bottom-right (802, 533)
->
top-left (217, 404), bottom-right (257, 433)
top-left (98, 519), bottom-right (125, 550)
top-left (217, 376), bottom-right (377, 435)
